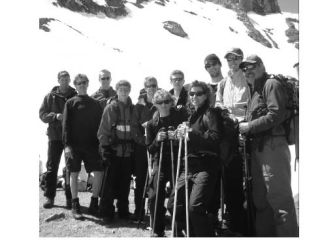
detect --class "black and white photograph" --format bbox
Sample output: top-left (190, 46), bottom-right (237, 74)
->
top-left (6, 0), bottom-right (320, 238)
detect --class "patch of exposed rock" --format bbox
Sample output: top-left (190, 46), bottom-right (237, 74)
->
top-left (206, 0), bottom-right (281, 15)
top-left (39, 18), bottom-right (55, 32)
top-left (237, 9), bottom-right (272, 48)
top-left (53, 0), bottom-right (127, 18)
top-left (285, 18), bottom-right (299, 49)
top-left (163, 21), bottom-right (188, 38)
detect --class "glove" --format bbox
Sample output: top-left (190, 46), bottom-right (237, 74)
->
top-left (99, 145), bottom-right (113, 168)
top-left (167, 126), bottom-right (176, 141)
top-left (156, 127), bottom-right (167, 142)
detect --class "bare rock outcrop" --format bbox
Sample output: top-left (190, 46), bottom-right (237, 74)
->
top-left (53, 0), bottom-right (127, 18)
top-left (163, 21), bottom-right (188, 38)
top-left (285, 18), bottom-right (299, 49)
top-left (207, 0), bottom-right (281, 15)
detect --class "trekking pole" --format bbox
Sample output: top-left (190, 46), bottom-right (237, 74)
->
top-left (144, 126), bottom-right (153, 230)
top-left (171, 137), bottom-right (183, 238)
top-left (240, 134), bottom-right (255, 236)
top-left (152, 127), bottom-right (165, 235)
top-left (168, 126), bottom-right (175, 188)
top-left (63, 153), bottom-right (72, 200)
top-left (86, 172), bottom-right (91, 191)
top-left (220, 166), bottom-right (228, 231)
top-left (184, 123), bottom-right (190, 237)
top-left (99, 165), bottom-right (110, 199)
top-left (137, 170), bottom-right (149, 229)
top-left (145, 128), bottom-right (153, 178)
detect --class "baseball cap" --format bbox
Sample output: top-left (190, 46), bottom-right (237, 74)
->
top-left (58, 70), bottom-right (70, 79)
top-left (224, 47), bottom-right (243, 58)
top-left (239, 54), bottom-right (263, 69)
top-left (204, 54), bottom-right (221, 66)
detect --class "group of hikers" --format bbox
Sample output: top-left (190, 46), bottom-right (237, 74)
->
top-left (39, 47), bottom-right (299, 237)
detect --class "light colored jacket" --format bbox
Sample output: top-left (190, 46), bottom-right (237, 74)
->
top-left (216, 69), bottom-right (250, 121)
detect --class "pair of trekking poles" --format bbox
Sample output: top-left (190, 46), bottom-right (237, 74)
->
top-left (137, 123), bottom-right (191, 237)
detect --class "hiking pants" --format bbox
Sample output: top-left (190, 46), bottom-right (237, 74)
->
top-left (99, 156), bottom-right (132, 217)
top-left (224, 153), bottom-right (247, 235)
top-left (133, 144), bottom-right (148, 216)
top-left (44, 140), bottom-right (70, 199)
top-left (168, 167), bottom-right (220, 237)
top-left (251, 136), bottom-right (298, 237)
top-left (148, 160), bottom-right (172, 235)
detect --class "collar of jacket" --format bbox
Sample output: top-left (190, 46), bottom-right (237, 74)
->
top-left (98, 87), bottom-right (114, 95)
top-left (189, 101), bottom-right (210, 125)
top-left (253, 72), bottom-right (268, 94)
top-left (114, 96), bottom-right (133, 108)
top-left (51, 86), bottom-right (77, 99)
top-left (152, 107), bottom-right (176, 126)
top-left (227, 69), bottom-right (243, 82)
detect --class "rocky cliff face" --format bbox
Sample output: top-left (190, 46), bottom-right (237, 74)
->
top-left (207, 0), bottom-right (281, 15)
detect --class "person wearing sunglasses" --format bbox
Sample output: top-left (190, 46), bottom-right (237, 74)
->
top-left (39, 70), bottom-right (77, 210)
top-left (131, 76), bottom-right (159, 221)
top-left (214, 47), bottom-right (250, 236)
top-left (169, 70), bottom-right (188, 107)
top-left (167, 80), bottom-right (223, 237)
top-left (204, 54), bottom-right (224, 106)
top-left (146, 89), bottom-right (188, 237)
top-left (91, 69), bottom-right (116, 109)
top-left (238, 55), bottom-right (298, 237)
top-left (62, 74), bottom-right (104, 220)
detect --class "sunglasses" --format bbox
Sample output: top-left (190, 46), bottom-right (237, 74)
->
top-left (145, 84), bottom-right (157, 88)
top-left (171, 77), bottom-right (184, 82)
top-left (155, 99), bottom-right (171, 105)
top-left (226, 56), bottom-right (240, 62)
top-left (189, 91), bottom-right (205, 97)
top-left (241, 64), bottom-right (256, 72)
top-left (100, 77), bottom-right (110, 81)
top-left (75, 81), bottom-right (88, 86)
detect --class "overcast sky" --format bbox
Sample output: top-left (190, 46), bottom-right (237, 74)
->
top-left (278, 0), bottom-right (298, 13)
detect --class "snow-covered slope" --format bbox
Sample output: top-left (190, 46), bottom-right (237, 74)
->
top-left (37, 0), bottom-right (298, 193)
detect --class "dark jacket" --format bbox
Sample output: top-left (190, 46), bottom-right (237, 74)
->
top-left (169, 86), bottom-right (189, 107)
top-left (91, 87), bottom-right (116, 109)
top-left (131, 101), bottom-right (157, 146)
top-left (146, 107), bottom-right (189, 167)
top-left (183, 102), bottom-right (223, 172)
top-left (246, 73), bottom-right (288, 138)
top-left (39, 86), bottom-right (77, 141)
top-left (62, 95), bottom-right (102, 149)
top-left (98, 97), bottom-right (134, 157)
top-left (187, 102), bottom-right (222, 158)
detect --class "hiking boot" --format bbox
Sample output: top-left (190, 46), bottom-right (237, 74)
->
top-left (118, 211), bottom-right (131, 220)
top-left (102, 216), bottom-right (114, 224)
top-left (66, 198), bottom-right (72, 210)
top-left (43, 197), bottom-right (54, 209)
top-left (130, 211), bottom-right (145, 222)
top-left (71, 198), bottom-right (83, 220)
top-left (88, 197), bottom-right (99, 215)
top-left (150, 231), bottom-right (165, 237)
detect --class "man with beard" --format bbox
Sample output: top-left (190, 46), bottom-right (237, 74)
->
top-left (239, 55), bottom-right (298, 237)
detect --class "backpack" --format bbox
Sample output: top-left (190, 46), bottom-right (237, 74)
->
top-left (214, 107), bottom-right (239, 167)
top-left (268, 74), bottom-right (299, 162)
